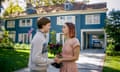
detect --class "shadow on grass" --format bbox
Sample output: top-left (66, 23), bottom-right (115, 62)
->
top-left (103, 66), bottom-right (120, 72)
top-left (0, 49), bottom-right (30, 72)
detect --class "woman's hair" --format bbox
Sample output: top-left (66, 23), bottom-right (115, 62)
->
top-left (65, 22), bottom-right (76, 38)
top-left (37, 17), bottom-right (50, 29)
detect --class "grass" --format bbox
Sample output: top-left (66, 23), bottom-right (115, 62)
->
top-left (103, 55), bottom-right (120, 72)
top-left (0, 48), bottom-right (55, 72)
top-left (0, 49), bottom-right (30, 72)
top-left (48, 52), bottom-right (55, 58)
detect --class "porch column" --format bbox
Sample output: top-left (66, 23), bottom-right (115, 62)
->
top-left (81, 31), bottom-right (84, 50)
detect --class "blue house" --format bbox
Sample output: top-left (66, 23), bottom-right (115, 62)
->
top-left (4, 2), bottom-right (107, 50)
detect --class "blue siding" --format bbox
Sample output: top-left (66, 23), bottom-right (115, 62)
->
top-left (80, 13), bottom-right (106, 29)
top-left (76, 15), bottom-right (81, 41)
top-left (50, 16), bottom-right (62, 32)
top-left (15, 19), bottom-right (19, 42)
top-left (5, 12), bottom-right (106, 44)
top-left (31, 17), bottom-right (38, 36)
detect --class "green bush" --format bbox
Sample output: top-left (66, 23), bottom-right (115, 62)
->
top-left (0, 30), bottom-right (14, 49)
top-left (0, 43), bottom-right (14, 49)
top-left (106, 43), bottom-right (120, 56)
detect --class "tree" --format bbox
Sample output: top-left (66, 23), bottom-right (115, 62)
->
top-left (105, 10), bottom-right (120, 51)
top-left (3, 1), bottom-right (24, 16)
top-left (27, 0), bottom-right (74, 7)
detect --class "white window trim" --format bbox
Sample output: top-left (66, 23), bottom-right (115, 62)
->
top-left (19, 33), bottom-right (32, 43)
top-left (0, 31), bottom-right (3, 38)
top-left (7, 20), bottom-right (15, 28)
top-left (9, 31), bottom-right (16, 42)
top-left (85, 14), bottom-right (100, 24)
top-left (56, 33), bottom-right (65, 45)
top-left (57, 16), bottom-right (75, 25)
top-left (19, 19), bottom-right (32, 27)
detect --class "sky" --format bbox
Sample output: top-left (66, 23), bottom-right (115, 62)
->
top-left (76, 0), bottom-right (120, 12)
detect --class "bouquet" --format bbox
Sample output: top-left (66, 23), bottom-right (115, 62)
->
top-left (48, 43), bottom-right (63, 68)
top-left (48, 43), bottom-right (62, 55)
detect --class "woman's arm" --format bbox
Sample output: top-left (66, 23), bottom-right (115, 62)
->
top-left (55, 46), bottom-right (80, 63)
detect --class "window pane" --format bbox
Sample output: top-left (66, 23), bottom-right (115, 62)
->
top-left (86, 14), bottom-right (100, 24)
top-left (7, 21), bottom-right (15, 28)
top-left (57, 16), bottom-right (75, 25)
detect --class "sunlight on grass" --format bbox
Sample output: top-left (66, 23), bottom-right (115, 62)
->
top-left (15, 49), bottom-right (30, 53)
top-left (48, 52), bottom-right (55, 58)
top-left (103, 56), bottom-right (120, 72)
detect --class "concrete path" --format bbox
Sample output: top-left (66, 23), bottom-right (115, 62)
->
top-left (15, 49), bottom-right (105, 72)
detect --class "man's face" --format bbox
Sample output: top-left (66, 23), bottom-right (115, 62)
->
top-left (43, 23), bottom-right (51, 33)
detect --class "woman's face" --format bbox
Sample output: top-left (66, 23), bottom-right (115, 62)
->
top-left (62, 24), bottom-right (69, 35)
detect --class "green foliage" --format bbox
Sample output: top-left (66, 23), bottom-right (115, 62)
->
top-left (48, 43), bottom-right (62, 56)
top-left (0, 57), bottom-right (13, 72)
top-left (50, 30), bottom-right (56, 44)
top-left (103, 56), bottom-right (120, 72)
top-left (106, 43), bottom-right (120, 56)
top-left (48, 30), bottom-right (62, 56)
top-left (0, 30), bottom-right (14, 49)
top-left (3, 1), bottom-right (24, 16)
top-left (29, 0), bottom-right (74, 6)
top-left (0, 49), bottom-right (29, 72)
top-left (105, 10), bottom-right (120, 51)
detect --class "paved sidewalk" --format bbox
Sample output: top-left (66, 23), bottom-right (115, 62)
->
top-left (15, 49), bottom-right (105, 72)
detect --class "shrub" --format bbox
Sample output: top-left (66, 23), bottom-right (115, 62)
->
top-left (0, 43), bottom-right (14, 49)
top-left (106, 43), bottom-right (120, 56)
top-left (0, 30), bottom-right (14, 49)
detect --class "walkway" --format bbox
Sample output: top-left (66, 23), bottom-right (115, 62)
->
top-left (15, 49), bottom-right (105, 72)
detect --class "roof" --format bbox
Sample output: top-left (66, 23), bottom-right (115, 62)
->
top-left (35, 2), bottom-right (106, 14)
top-left (4, 2), bottom-right (107, 18)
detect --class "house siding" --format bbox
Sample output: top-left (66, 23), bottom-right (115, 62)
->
top-left (4, 12), bottom-right (106, 46)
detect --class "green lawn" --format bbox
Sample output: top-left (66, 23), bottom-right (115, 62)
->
top-left (103, 56), bottom-right (120, 72)
top-left (0, 49), bottom-right (30, 72)
top-left (0, 48), bottom-right (55, 72)
top-left (48, 52), bottom-right (55, 58)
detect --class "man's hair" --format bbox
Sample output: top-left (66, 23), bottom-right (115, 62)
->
top-left (37, 17), bottom-right (50, 29)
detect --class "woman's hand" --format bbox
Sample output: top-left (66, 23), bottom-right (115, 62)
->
top-left (54, 57), bottom-right (62, 64)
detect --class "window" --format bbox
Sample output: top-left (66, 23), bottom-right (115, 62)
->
top-left (7, 20), bottom-right (15, 28)
top-left (18, 33), bottom-right (32, 43)
top-left (56, 33), bottom-right (65, 45)
top-left (85, 14), bottom-right (100, 24)
top-left (9, 31), bottom-right (16, 42)
top-left (19, 19), bottom-right (32, 27)
top-left (57, 16), bottom-right (75, 25)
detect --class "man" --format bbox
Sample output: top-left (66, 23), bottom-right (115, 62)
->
top-left (28, 17), bottom-right (51, 72)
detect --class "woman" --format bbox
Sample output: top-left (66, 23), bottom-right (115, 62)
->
top-left (54, 22), bottom-right (80, 72)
